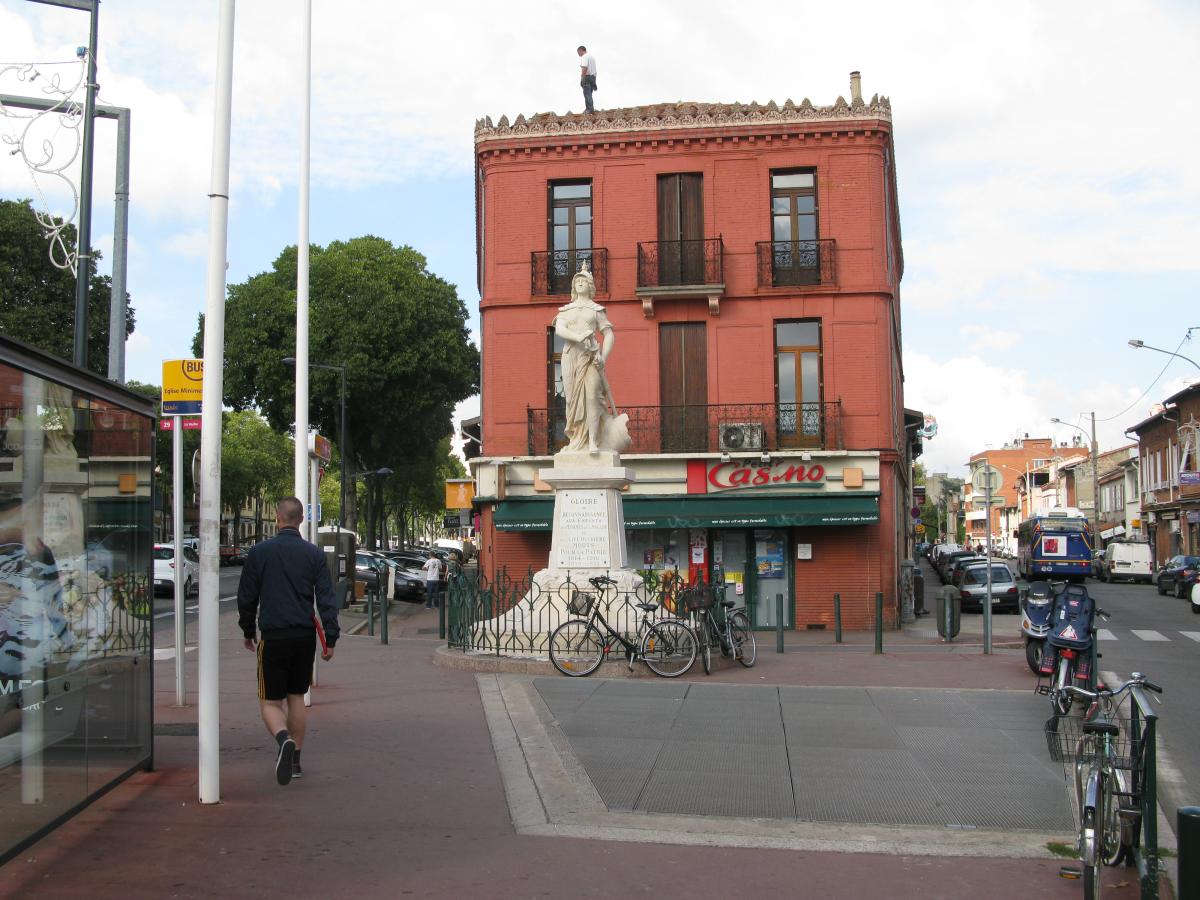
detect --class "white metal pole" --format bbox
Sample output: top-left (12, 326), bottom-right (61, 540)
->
top-left (173, 415), bottom-right (185, 705)
top-left (983, 463), bottom-right (993, 655)
top-left (293, 0), bottom-right (312, 515)
top-left (197, 0), bottom-right (237, 806)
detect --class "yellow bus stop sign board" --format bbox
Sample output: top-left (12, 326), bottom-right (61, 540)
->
top-left (162, 359), bottom-right (204, 415)
top-left (445, 479), bottom-right (475, 510)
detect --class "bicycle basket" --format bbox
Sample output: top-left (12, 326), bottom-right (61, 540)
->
top-left (1044, 713), bottom-right (1135, 769)
top-left (567, 590), bottom-right (595, 616)
top-left (681, 586), bottom-right (714, 612)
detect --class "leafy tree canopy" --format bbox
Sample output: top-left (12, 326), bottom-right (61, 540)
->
top-left (0, 197), bottom-right (134, 375)
top-left (194, 236), bottom-right (478, 477)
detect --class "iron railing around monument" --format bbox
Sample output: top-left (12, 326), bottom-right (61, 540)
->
top-left (446, 568), bottom-right (691, 656)
top-left (527, 400), bottom-right (844, 456)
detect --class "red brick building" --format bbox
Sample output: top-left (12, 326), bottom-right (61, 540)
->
top-left (1130, 383), bottom-right (1200, 563)
top-left (469, 76), bottom-right (922, 630)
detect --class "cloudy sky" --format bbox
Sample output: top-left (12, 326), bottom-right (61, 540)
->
top-left (2, 0), bottom-right (1198, 474)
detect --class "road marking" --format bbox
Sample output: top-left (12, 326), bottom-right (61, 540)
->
top-left (153, 646), bottom-right (197, 661)
top-left (1096, 629), bottom-right (1117, 641)
top-left (1180, 631), bottom-right (1200, 643)
top-left (1131, 629), bottom-right (1170, 642)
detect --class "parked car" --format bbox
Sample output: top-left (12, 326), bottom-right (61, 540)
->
top-left (357, 551), bottom-right (425, 603)
top-left (153, 543), bottom-right (199, 596)
top-left (1099, 541), bottom-right (1153, 584)
top-left (957, 561), bottom-right (1020, 613)
top-left (219, 545), bottom-right (247, 566)
top-left (938, 550), bottom-right (979, 583)
top-left (1191, 581), bottom-right (1200, 615)
top-left (1156, 555), bottom-right (1200, 598)
top-left (946, 555), bottom-right (987, 587)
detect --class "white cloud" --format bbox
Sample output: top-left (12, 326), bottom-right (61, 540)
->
top-left (162, 228), bottom-right (208, 259)
top-left (959, 324), bottom-right (1020, 352)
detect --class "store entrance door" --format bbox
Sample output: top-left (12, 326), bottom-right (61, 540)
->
top-left (752, 528), bottom-right (792, 628)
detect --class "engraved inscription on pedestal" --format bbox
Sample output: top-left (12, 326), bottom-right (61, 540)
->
top-left (554, 489), bottom-right (611, 569)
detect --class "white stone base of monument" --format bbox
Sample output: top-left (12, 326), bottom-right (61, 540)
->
top-left (471, 449), bottom-right (649, 657)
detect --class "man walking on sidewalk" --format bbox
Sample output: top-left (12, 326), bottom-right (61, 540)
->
top-left (237, 497), bottom-right (339, 786)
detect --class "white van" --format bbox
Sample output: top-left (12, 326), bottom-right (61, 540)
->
top-left (1100, 541), bottom-right (1153, 584)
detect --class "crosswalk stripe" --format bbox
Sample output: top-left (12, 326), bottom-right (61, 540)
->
top-left (1180, 631), bottom-right (1200, 643)
top-left (1131, 629), bottom-right (1170, 642)
top-left (1096, 629), bottom-right (1117, 641)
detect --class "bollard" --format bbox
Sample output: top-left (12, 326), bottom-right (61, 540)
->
top-left (1179, 806), bottom-right (1200, 897)
top-left (380, 590), bottom-right (389, 645)
top-left (367, 589), bottom-right (375, 637)
top-left (874, 592), bottom-right (883, 654)
top-left (775, 593), bottom-right (785, 653)
top-left (834, 592), bottom-right (843, 643)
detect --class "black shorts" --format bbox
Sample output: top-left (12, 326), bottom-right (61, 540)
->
top-left (257, 634), bottom-right (316, 700)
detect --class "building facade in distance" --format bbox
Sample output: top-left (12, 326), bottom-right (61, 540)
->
top-left (470, 75), bottom-right (921, 630)
top-left (1130, 383), bottom-right (1200, 562)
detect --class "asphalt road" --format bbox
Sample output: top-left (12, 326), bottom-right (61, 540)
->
top-left (1078, 574), bottom-right (1200, 832)
top-left (151, 566), bottom-right (244, 644)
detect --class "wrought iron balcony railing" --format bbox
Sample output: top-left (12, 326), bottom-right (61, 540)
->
top-left (531, 248), bottom-right (608, 296)
top-left (637, 238), bottom-right (723, 289)
top-left (527, 401), bottom-right (843, 456)
top-left (756, 238), bottom-right (836, 287)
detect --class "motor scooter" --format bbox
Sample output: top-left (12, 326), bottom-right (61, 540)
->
top-left (1019, 580), bottom-right (1056, 674)
top-left (1037, 582), bottom-right (1107, 715)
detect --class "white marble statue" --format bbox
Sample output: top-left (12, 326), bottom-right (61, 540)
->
top-left (553, 263), bottom-right (630, 455)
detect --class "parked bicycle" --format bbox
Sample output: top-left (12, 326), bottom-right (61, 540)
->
top-left (548, 574), bottom-right (697, 678)
top-left (682, 582), bottom-right (756, 673)
top-left (1045, 672), bottom-right (1163, 899)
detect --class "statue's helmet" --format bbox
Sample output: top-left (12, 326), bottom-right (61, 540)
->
top-left (572, 259), bottom-right (595, 297)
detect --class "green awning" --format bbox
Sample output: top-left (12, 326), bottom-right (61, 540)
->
top-left (493, 494), bottom-right (879, 531)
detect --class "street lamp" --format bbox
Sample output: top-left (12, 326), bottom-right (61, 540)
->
top-left (283, 357), bottom-right (347, 533)
top-left (1127, 338), bottom-right (1200, 373)
top-left (1050, 415), bottom-right (1102, 550)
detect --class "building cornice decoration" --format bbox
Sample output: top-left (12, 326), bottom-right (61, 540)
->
top-left (474, 95), bottom-right (892, 145)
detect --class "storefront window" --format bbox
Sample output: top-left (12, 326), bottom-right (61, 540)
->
top-left (0, 352), bottom-right (154, 862)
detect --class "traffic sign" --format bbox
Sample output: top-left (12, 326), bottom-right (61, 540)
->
top-left (162, 359), bottom-right (204, 415)
top-left (310, 433), bottom-right (332, 462)
top-left (915, 523), bottom-right (926, 533)
top-left (307, 502), bottom-right (323, 522)
top-left (160, 417), bottom-right (202, 431)
top-left (971, 465), bottom-right (1002, 494)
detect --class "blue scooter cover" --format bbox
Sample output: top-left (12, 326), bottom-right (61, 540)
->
top-left (1047, 584), bottom-right (1095, 651)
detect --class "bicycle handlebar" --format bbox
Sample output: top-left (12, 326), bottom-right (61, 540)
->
top-left (587, 575), bottom-right (617, 588)
top-left (1059, 672), bottom-right (1163, 701)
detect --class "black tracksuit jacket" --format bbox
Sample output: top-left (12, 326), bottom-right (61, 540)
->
top-left (237, 527), bottom-right (339, 646)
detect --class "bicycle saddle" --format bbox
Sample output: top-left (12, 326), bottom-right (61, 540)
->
top-left (1082, 714), bottom-right (1120, 736)
top-left (636, 602), bottom-right (658, 612)
top-left (720, 600), bottom-right (736, 609)
top-left (589, 575), bottom-right (617, 588)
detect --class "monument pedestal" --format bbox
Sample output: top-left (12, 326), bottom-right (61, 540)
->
top-left (474, 450), bottom-right (647, 655)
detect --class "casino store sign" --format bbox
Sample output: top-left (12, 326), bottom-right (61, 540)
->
top-left (706, 460), bottom-right (827, 493)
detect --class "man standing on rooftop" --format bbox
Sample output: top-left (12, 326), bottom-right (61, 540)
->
top-left (577, 45), bottom-right (597, 113)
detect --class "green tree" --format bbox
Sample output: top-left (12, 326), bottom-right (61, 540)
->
top-left (195, 235), bottom-right (478, 544)
top-left (220, 410), bottom-right (293, 543)
top-left (0, 198), bottom-right (134, 374)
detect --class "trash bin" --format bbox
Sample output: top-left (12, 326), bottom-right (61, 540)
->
top-left (913, 573), bottom-right (926, 616)
top-left (936, 585), bottom-right (960, 640)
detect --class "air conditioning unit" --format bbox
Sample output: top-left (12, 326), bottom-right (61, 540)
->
top-left (719, 422), bottom-right (764, 452)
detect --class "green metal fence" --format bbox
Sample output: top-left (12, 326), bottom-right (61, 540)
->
top-left (1129, 685), bottom-right (1161, 899)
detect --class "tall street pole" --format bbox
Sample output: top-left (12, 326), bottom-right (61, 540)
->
top-left (72, 0), bottom-right (99, 368)
top-left (1091, 411), bottom-right (1102, 551)
top-left (197, 0), bottom-right (237, 806)
top-left (340, 365), bottom-right (347, 530)
top-left (107, 106), bottom-right (129, 381)
top-left (292, 0), bottom-right (312, 519)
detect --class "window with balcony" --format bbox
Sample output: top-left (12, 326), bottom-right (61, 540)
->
top-left (547, 328), bottom-right (567, 451)
top-left (532, 181), bottom-right (603, 295)
top-left (774, 320), bottom-right (823, 447)
top-left (757, 170), bottom-right (834, 287)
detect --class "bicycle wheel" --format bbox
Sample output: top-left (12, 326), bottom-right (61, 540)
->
top-left (1100, 766), bottom-right (1128, 867)
top-left (549, 620), bottom-right (605, 677)
top-left (697, 615), bottom-right (712, 675)
top-left (641, 620), bottom-right (696, 678)
top-left (730, 611), bottom-right (756, 667)
top-left (1082, 772), bottom-right (1103, 900)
